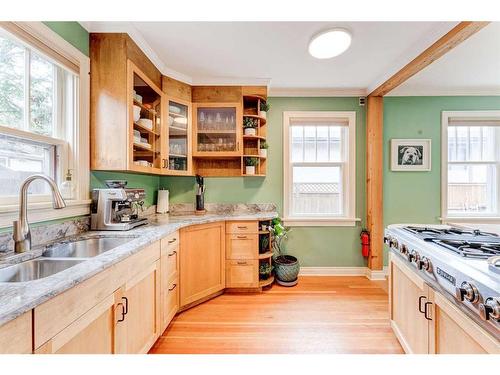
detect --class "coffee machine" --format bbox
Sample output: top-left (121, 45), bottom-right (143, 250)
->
top-left (91, 188), bottom-right (148, 230)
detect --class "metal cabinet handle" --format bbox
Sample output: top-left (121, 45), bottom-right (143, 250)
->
top-left (168, 238), bottom-right (177, 244)
top-left (237, 261), bottom-right (247, 265)
top-left (122, 296), bottom-right (129, 315)
top-left (418, 296), bottom-right (427, 314)
top-left (168, 283), bottom-right (177, 291)
top-left (237, 226), bottom-right (247, 229)
top-left (424, 302), bottom-right (433, 321)
top-left (237, 235), bottom-right (247, 239)
top-left (116, 302), bottom-right (126, 322)
top-left (168, 250), bottom-right (177, 257)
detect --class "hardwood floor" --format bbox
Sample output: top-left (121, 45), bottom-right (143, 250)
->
top-left (149, 276), bottom-right (404, 354)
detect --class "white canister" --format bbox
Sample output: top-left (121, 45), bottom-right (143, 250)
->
top-left (156, 189), bottom-right (169, 214)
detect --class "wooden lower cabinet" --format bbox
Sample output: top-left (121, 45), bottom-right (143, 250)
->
top-left (0, 312), bottom-right (32, 354)
top-left (115, 260), bottom-right (161, 354)
top-left (389, 254), bottom-right (429, 354)
top-left (225, 260), bottom-right (259, 288)
top-left (427, 289), bottom-right (499, 354)
top-left (390, 253), bottom-right (500, 354)
top-left (36, 294), bottom-right (116, 354)
top-left (180, 222), bottom-right (225, 307)
top-left (160, 231), bottom-right (180, 332)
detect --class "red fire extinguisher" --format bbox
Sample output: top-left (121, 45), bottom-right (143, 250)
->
top-left (360, 229), bottom-right (370, 257)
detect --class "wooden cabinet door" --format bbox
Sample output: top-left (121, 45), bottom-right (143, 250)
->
top-left (427, 289), bottom-right (500, 354)
top-left (389, 254), bottom-right (429, 354)
top-left (116, 260), bottom-right (161, 354)
top-left (226, 260), bottom-right (259, 288)
top-left (180, 222), bottom-right (225, 307)
top-left (164, 97), bottom-right (192, 175)
top-left (35, 295), bottom-right (116, 354)
top-left (161, 275), bottom-right (179, 331)
top-left (226, 234), bottom-right (258, 260)
top-left (0, 312), bottom-right (32, 354)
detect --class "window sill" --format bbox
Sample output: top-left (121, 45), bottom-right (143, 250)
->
top-left (440, 216), bottom-right (500, 224)
top-left (0, 200), bottom-right (91, 229)
top-left (283, 217), bottom-right (361, 227)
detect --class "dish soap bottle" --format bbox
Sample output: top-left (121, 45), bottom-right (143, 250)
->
top-left (60, 169), bottom-right (75, 199)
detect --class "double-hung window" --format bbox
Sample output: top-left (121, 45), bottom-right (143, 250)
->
top-left (283, 111), bottom-right (357, 226)
top-left (0, 22), bottom-right (90, 227)
top-left (442, 111), bottom-right (500, 220)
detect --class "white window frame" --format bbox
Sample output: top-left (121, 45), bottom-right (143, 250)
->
top-left (283, 111), bottom-right (359, 227)
top-left (0, 22), bottom-right (90, 228)
top-left (441, 110), bottom-right (500, 224)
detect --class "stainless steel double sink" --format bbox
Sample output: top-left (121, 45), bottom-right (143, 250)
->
top-left (0, 236), bottom-right (135, 283)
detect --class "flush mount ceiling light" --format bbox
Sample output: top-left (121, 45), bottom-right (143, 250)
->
top-left (308, 28), bottom-right (352, 59)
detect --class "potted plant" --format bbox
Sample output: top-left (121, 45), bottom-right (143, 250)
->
top-left (259, 101), bottom-right (270, 119)
top-left (245, 157), bottom-right (259, 175)
top-left (243, 117), bottom-right (257, 136)
top-left (271, 217), bottom-right (299, 287)
top-left (259, 235), bottom-right (270, 253)
top-left (260, 141), bottom-right (268, 158)
top-left (259, 263), bottom-right (273, 280)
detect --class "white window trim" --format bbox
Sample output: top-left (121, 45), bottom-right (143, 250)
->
top-left (441, 110), bottom-right (500, 224)
top-left (0, 22), bottom-right (90, 228)
top-left (283, 111), bottom-right (359, 227)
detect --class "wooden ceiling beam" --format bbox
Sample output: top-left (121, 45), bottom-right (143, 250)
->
top-left (369, 21), bottom-right (490, 97)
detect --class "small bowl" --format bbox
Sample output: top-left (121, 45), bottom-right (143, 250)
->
top-left (133, 105), bottom-right (141, 122)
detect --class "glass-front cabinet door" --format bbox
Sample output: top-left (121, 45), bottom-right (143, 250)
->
top-left (193, 103), bottom-right (242, 157)
top-left (165, 98), bottom-right (192, 175)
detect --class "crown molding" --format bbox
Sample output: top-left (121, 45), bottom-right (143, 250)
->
top-left (387, 88), bottom-right (500, 97)
top-left (269, 87), bottom-right (366, 97)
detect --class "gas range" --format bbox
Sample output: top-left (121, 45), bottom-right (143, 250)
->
top-left (385, 224), bottom-right (500, 338)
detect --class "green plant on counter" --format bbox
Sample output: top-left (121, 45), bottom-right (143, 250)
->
top-left (260, 101), bottom-right (270, 112)
top-left (243, 117), bottom-right (257, 129)
top-left (245, 157), bottom-right (259, 166)
top-left (260, 141), bottom-right (268, 149)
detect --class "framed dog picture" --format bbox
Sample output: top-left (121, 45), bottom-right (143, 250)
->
top-left (390, 139), bottom-right (431, 171)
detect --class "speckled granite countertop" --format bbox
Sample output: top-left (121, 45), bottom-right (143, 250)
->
top-left (0, 210), bottom-right (277, 326)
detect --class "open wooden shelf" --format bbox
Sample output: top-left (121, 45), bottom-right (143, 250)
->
top-left (258, 251), bottom-right (273, 260)
top-left (133, 142), bottom-right (156, 152)
top-left (134, 122), bottom-right (159, 136)
top-left (243, 135), bottom-right (266, 141)
top-left (242, 173), bottom-right (266, 177)
top-left (243, 114), bottom-right (266, 126)
top-left (259, 275), bottom-right (275, 288)
top-left (133, 99), bottom-right (157, 114)
top-left (243, 154), bottom-right (266, 159)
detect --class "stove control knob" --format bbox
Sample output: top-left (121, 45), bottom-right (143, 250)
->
top-left (416, 257), bottom-right (432, 272)
top-left (390, 238), bottom-right (399, 249)
top-left (479, 298), bottom-right (500, 322)
top-left (407, 250), bottom-right (419, 263)
top-left (455, 282), bottom-right (480, 304)
top-left (399, 244), bottom-right (408, 255)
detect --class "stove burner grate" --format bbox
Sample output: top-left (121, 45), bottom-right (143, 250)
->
top-left (431, 239), bottom-right (500, 259)
top-left (404, 226), bottom-right (498, 238)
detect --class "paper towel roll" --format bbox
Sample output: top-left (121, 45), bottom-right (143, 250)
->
top-left (157, 189), bottom-right (169, 214)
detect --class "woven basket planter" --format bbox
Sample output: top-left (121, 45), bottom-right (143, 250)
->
top-left (274, 255), bottom-right (299, 282)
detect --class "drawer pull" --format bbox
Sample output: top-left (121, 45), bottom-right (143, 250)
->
top-left (116, 302), bottom-right (126, 322)
top-left (122, 296), bottom-right (129, 315)
top-left (237, 226), bottom-right (248, 229)
top-left (168, 250), bottom-right (177, 257)
top-left (168, 283), bottom-right (177, 291)
top-left (237, 235), bottom-right (247, 239)
top-left (236, 261), bottom-right (247, 265)
top-left (168, 238), bottom-right (177, 244)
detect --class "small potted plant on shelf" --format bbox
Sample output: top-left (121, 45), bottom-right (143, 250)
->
top-left (260, 141), bottom-right (268, 158)
top-left (271, 217), bottom-right (299, 287)
top-left (245, 157), bottom-right (259, 175)
top-left (259, 101), bottom-right (270, 119)
top-left (259, 263), bottom-right (273, 280)
top-left (243, 117), bottom-right (257, 136)
top-left (259, 235), bottom-right (270, 253)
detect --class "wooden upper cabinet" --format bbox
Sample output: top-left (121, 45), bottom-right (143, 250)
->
top-left (192, 102), bottom-right (243, 157)
top-left (90, 33), bottom-right (166, 174)
top-left (164, 97), bottom-right (192, 175)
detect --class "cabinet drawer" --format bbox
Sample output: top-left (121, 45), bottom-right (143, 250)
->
top-left (162, 231), bottom-right (179, 252)
top-left (226, 234), bottom-right (258, 259)
top-left (226, 260), bottom-right (258, 288)
top-left (226, 221), bottom-right (258, 234)
top-left (0, 312), bottom-right (32, 354)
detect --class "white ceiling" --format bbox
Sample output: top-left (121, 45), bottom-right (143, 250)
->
top-left (83, 21), bottom-right (500, 96)
top-left (388, 22), bottom-right (500, 96)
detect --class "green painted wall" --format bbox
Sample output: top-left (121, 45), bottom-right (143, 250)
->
top-left (44, 22), bottom-right (89, 56)
top-left (383, 96), bottom-right (500, 264)
top-left (161, 97), bottom-right (367, 267)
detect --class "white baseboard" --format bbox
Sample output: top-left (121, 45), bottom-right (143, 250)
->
top-left (299, 266), bottom-right (388, 280)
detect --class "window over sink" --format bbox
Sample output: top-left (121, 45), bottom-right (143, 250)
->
top-left (442, 111), bottom-right (500, 221)
top-left (283, 111), bottom-right (357, 226)
top-left (0, 22), bottom-right (90, 228)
